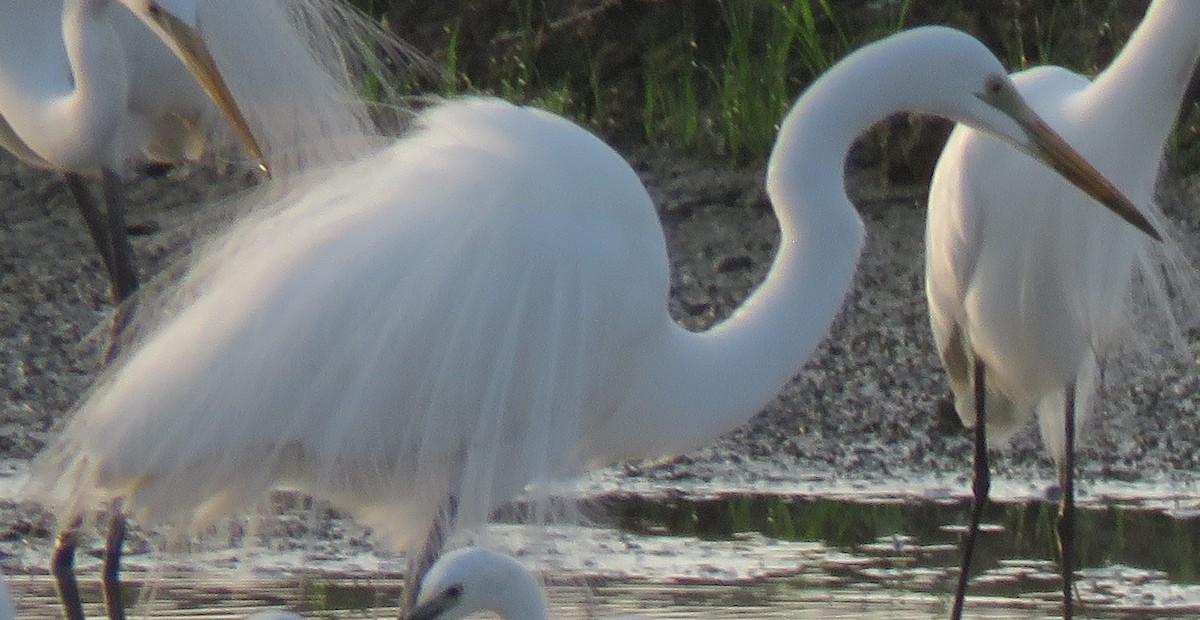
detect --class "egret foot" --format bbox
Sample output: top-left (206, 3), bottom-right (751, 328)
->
top-left (51, 520), bottom-right (85, 620)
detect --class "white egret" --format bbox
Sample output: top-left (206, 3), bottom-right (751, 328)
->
top-left (0, 0), bottom-right (405, 302)
top-left (407, 548), bottom-right (547, 620)
top-left (236, 550), bottom-right (547, 620)
top-left (0, 3), bottom-right (268, 617)
top-left (30, 26), bottom-right (1157, 615)
top-left (925, 3), bottom-right (1199, 617)
top-left (239, 549), bottom-right (546, 620)
top-left (1, 2), bottom-right (411, 618)
top-left (0, 0), bottom-right (267, 302)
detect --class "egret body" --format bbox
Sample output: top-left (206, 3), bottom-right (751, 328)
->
top-left (925, 2), bottom-right (1200, 617)
top-left (32, 25), bottom-right (1154, 612)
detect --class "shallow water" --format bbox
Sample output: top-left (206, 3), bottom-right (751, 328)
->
top-left (7, 493), bottom-right (1200, 618)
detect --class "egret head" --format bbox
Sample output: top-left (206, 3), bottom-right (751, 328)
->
top-left (971, 72), bottom-right (1160, 241)
top-left (117, 0), bottom-right (268, 174)
top-left (406, 548), bottom-right (547, 620)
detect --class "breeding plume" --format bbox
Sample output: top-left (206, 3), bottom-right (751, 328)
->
top-left (32, 25), bottom-right (1153, 614)
top-left (925, 2), bottom-right (1198, 617)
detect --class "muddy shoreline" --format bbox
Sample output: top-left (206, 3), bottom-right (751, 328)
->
top-left (2, 147), bottom-right (1199, 554)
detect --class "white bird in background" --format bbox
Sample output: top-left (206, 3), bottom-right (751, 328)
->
top-left (0, 0), bottom-right (404, 302)
top-left (407, 547), bottom-right (548, 620)
top-left (925, 3), bottom-right (1200, 617)
top-left (239, 549), bottom-right (550, 620)
top-left (0, 0), bottom-right (265, 302)
top-left (30, 26), bottom-right (1157, 615)
top-left (1, 2), bottom-right (411, 618)
top-left (238, 549), bottom-right (545, 620)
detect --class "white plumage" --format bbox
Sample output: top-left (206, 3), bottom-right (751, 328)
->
top-left (409, 547), bottom-right (548, 620)
top-left (927, 0), bottom-right (1200, 454)
top-left (32, 28), bottom-right (1150, 579)
top-left (925, 2), bottom-right (1200, 616)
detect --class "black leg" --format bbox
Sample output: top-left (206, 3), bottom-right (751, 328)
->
top-left (952, 360), bottom-right (989, 620)
top-left (103, 512), bottom-right (128, 620)
top-left (402, 495), bottom-right (459, 616)
top-left (1057, 383), bottom-right (1077, 620)
top-left (100, 169), bottom-right (139, 303)
top-left (62, 171), bottom-right (139, 303)
top-left (63, 173), bottom-right (120, 289)
top-left (51, 520), bottom-right (86, 620)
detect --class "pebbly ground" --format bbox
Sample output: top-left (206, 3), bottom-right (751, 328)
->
top-left (2, 143), bottom-right (1200, 555)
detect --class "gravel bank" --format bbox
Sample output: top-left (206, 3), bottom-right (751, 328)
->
top-left (2, 146), bottom-right (1199, 546)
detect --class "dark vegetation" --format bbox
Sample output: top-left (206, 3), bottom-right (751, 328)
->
top-left (356, 1), bottom-right (1197, 181)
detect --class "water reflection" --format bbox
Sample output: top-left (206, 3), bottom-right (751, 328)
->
top-left (6, 495), bottom-right (1200, 617)
top-left (574, 493), bottom-right (1200, 585)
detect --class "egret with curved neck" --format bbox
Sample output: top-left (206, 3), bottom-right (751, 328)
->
top-left (3, 2), bottom-right (414, 618)
top-left (31, 25), bottom-right (1155, 617)
top-left (0, 0), bottom-right (402, 303)
top-left (0, 0), bottom-right (264, 302)
top-left (926, 3), bottom-right (1199, 617)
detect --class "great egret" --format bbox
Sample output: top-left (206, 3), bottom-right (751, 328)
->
top-left (30, 25), bottom-right (1156, 615)
top-left (0, 0), bottom-right (402, 303)
top-left (407, 548), bottom-right (547, 620)
top-left (925, 3), bottom-right (1199, 617)
top-left (0, 0), bottom-right (265, 302)
top-left (2, 2), bottom-right (411, 618)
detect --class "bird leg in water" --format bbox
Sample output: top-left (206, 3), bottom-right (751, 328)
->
top-left (61, 171), bottom-right (140, 303)
top-left (1058, 383), bottom-right (1077, 620)
top-left (51, 518), bottom-right (85, 620)
top-left (951, 359), bottom-right (990, 620)
top-left (103, 510), bottom-right (128, 620)
top-left (402, 495), bottom-right (459, 615)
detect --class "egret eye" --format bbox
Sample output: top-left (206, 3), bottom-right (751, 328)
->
top-left (445, 584), bottom-right (463, 601)
top-left (983, 75), bottom-right (1005, 96)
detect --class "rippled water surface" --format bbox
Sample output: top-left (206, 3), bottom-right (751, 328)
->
top-left (7, 490), bottom-right (1200, 618)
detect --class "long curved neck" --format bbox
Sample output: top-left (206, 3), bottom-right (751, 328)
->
top-left (1086, 1), bottom-right (1200, 153)
top-left (592, 28), bottom-right (1024, 461)
top-left (599, 51), bottom-right (890, 459)
top-left (0, 0), bottom-right (126, 172)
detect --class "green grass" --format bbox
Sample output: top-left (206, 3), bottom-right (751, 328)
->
top-left (640, 0), bottom-right (917, 161)
top-left (350, 0), bottom-right (1187, 169)
top-left (640, 6), bottom-right (706, 152)
top-left (715, 0), bottom-right (815, 161)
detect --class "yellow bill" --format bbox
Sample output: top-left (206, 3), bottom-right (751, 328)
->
top-left (1000, 91), bottom-right (1161, 242)
top-left (142, 3), bottom-right (270, 176)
